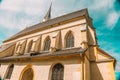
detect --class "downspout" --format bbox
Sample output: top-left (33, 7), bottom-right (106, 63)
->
top-left (81, 54), bottom-right (85, 80)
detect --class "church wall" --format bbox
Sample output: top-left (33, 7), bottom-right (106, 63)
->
top-left (10, 64), bottom-right (26, 80)
top-left (3, 18), bottom-right (87, 56)
top-left (3, 18), bottom-right (86, 47)
top-left (84, 55), bottom-right (90, 80)
top-left (24, 36), bottom-right (40, 53)
top-left (61, 24), bottom-right (84, 48)
top-left (0, 63), bottom-right (9, 79)
top-left (91, 61), bottom-right (116, 80)
top-left (87, 26), bottom-right (96, 45)
top-left (1, 18), bottom-right (88, 56)
top-left (0, 8), bottom-right (116, 80)
top-left (89, 47), bottom-right (97, 60)
top-left (64, 63), bottom-right (82, 80)
top-left (97, 50), bottom-right (111, 60)
top-left (0, 57), bottom-right (82, 80)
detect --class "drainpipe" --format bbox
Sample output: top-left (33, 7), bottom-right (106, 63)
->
top-left (81, 54), bottom-right (85, 80)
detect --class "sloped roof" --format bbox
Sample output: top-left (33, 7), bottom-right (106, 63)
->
top-left (0, 43), bottom-right (15, 52)
top-left (4, 8), bottom-right (88, 42)
top-left (0, 47), bottom-right (87, 62)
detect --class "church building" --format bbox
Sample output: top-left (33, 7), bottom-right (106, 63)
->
top-left (0, 5), bottom-right (116, 80)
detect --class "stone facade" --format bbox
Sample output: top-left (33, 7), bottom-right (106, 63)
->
top-left (0, 8), bottom-right (116, 80)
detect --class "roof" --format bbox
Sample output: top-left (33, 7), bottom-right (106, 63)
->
top-left (97, 47), bottom-right (117, 68)
top-left (0, 43), bottom-right (15, 52)
top-left (97, 47), bottom-right (116, 60)
top-left (4, 8), bottom-right (88, 42)
top-left (0, 47), bottom-right (87, 62)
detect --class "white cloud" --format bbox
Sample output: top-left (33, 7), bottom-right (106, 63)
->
top-left (0, 0), bottom-right (51, 15)
top-left (90, 0), bottom-right (114, 10)
top-left (73, 0), bottom-right (114, 11)
top-left (106, 12), bottom-right (119, 29)
top-left (0, 0), bottom-right (52, 31)
top-left (0, 0), bottom-right (75, 31)
top-left (0, 0), bottom-right (118, 30)
top-left (116, 62), bottom-right (120, 71)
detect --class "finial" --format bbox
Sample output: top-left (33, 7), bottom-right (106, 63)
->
top-left (41, 2), bottom-right (52, 22)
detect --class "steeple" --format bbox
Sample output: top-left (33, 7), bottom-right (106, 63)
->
top-left (41, 3), bottom-right (52, 22)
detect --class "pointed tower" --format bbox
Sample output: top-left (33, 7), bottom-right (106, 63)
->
top-left (41, 3), bottom-right (52, 22)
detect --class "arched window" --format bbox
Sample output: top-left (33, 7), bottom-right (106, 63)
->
top-left (51, 63), bottom-right (64, 80)
top-left (27, 40), bottom-right (33, 53)
top-left (66, 32), bottom-right (74, 48)
top-left (21, 68), bottom-right (33, 80)
top-left (5, 64), bottom-right (14, 79)
top-left (44, 37), bottom-right (51, 51)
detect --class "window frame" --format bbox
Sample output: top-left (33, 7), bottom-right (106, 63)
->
top-left (44, 37), bottom-right (51, 51)
top-left (51, 63), bottom-right (64, 80)
top-left (5, 64), bottom-right (14, 79)
top-left (65, 32), bottom-right (74, 48)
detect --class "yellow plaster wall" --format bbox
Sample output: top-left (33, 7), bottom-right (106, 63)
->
top-left (89, 47), bottom-right (97, 60)
top-left (10, 64), bottom-right (26, 80)
top-left (0, 64), bottom-right (9, 79)
top-left (97, 50), bottom-right (111, 60)
top-left (91, 62), bottom-right (116, 80)
top-left (84, 56), bottom-right (90, 80)
top-left (2, 18), bottom-right (87, 55)
top-left (64, 64), bottom-right (82, 80)
top-left (11, 19), bottom-right (86, 55)
top-left (87, 26), bottom-right (96, 45)
top-left (24, 36), bottom-right (40, 53)
top-left (3, 19), bottom-right (86, 45)
top-left (0, 57), bottom-right (82, 80)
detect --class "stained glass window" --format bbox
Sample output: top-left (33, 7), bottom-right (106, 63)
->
top-left (51, 63), bottom-right (64, 80)
top-left (44, 37), bottom-right (51, 51)
top-left (66, 33), bottom-right (74, 48)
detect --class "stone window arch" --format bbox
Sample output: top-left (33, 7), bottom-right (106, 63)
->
top-left (51, 63), bottom-right (64, 80)
top-left (65, 31), bottom-right (74, 48)
top-left (27, 40), bottom-right (33, 53)
top-left (19, 64), bottom-right (34, 80)
top-left (21, 68), bottom-right (33, 80)
top-left (44, 36), bottom-right (51, 51)
top-left (5, 64), bottom-right (14, 79)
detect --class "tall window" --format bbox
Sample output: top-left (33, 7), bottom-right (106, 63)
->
top-left (66, 32), bottom-right (74, 48)
top-left (51, 63), bottom-right (64, 80)
top-left (27, 40), bottom-right (33, 53)
top-left (5, 64), bottom-right (14, 79)
top-left (44, 37), bottom-right (51, 51)
top-left (21, 68), bottom-right (33, 80)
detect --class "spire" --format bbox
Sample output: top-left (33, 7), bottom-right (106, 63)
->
top-left (41, 3), bottom-right (52, 22)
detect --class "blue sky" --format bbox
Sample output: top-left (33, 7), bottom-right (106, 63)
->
top-left (0, 0), bottom-right (120, 79)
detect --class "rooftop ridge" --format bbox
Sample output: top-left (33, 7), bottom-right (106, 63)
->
top-left (3, 8), bottom-right (88, 43)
